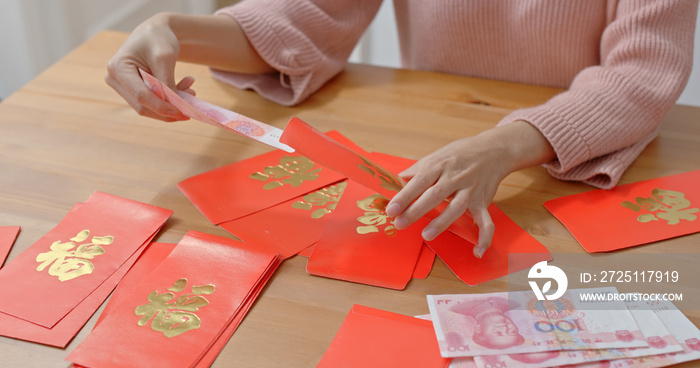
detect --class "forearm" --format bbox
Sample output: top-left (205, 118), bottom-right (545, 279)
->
top-left (156, 13), bottom-right (275, 74)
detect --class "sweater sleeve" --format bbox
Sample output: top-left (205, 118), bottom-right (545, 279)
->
top-left (499, 0), bottom-right (697, 189)
top-left (211, 0), bottom-right (383, 106)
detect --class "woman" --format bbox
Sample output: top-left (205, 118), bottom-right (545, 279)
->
top-left (106, 0), bottom-right (698, 258)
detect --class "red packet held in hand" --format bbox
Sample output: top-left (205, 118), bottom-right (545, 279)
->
top-left (0, 192), bottom-right (172, 328)
top-left (281, 119), bottom-right (479, 244)
top-left (307, 181), bottom-right (425, 290)
top-left (427, 204), bottom-right (551, 286)
top-left (318, 305), bottom-right (450, 368)
top-left (178, 149), bottom-right (344, 225)
top-left (281, 117), bottom-right (404, 200)
top-left (0, 226), bottom-right (20, 268)
top-left (544, 170), bottom-right (700, 252)
top-left (68, 231), bottom-right (280, 368)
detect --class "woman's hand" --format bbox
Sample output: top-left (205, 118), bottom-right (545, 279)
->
top-left (385, 121), bottom-right (556, 258)
top-left (105, 13), bottom-right (192, 122)
top-left (105, 13), bottom-right (274, 122)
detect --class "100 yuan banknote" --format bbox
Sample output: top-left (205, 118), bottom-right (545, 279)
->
top-left (140, 69), bottom-right (293, 152)
top-left (427, 288), bottom-right (647, 358)
top-left (473, 296), bottom-right (682, 368)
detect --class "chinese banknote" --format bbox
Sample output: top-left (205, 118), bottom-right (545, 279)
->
top-left (426, 288), bottom-right (700, 368)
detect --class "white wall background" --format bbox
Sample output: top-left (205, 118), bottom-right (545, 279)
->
top-left (350, 1), bottom-right (700, 107)
top-left (0, 0), bottom-right (215, 99)
top-left (1, 0), bottom-right (698, 107)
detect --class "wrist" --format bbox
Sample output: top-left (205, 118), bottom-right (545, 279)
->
top-left (481, 120), bottom-right (556, 173)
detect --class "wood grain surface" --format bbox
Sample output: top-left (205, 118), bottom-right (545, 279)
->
top-left (0, 31), bottom-right (697, 368)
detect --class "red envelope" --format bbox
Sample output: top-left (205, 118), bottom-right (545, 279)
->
top-left (281, 117), bottom-right (404, 199)
top-left (92, 240), bottom-right (278, 368)
top-left (0, 226), bottom-right (20, 268)
top-left (325, 130), bottom-right (373, 156)
top-left (0, 236), bottom-right (155, 347)
top-left (280, 120), bottom-right (479, 244)
top-left (178, 149), bottom-right (344, 225)
top-left (297, 244), bottom-right (315, 258)
top-left (194, 259), bottom-right (279, 368)
top-left (413, 243), bottom-right (436, 279)
top-left (544, 170), bottom-right (700, 252)
top-left (216, 131), bottom-right (364, 258)
top-left (95, 242), bottom-right (177, 326)
top-left (220, 180), bottom-right (348, 259)
top-left (318, 304), bottom-right (451, 368)
top-left (369, 152), bottom-right (480, 246)
top-left (0, 192), bottom-right (172, 328)
top-left (427, 204), bottom-right (551, 286)
top-left (307, 181), bottom-right (426, 290)
top-left (68, 231), bottom-right (280, 368)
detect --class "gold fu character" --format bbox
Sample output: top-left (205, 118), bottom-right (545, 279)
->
top-left (621, 188), bottom-right (698, 225)
top-left (35, 230), bottom-right (113, 281)
top-left (356, 193), bottom-right (397, 236)
top-left (292, 181), bottom-right (347, 218)
top-left (250, 156), bottom-right (321, 190)
top-left (135, 278), bottom-right (215, 338)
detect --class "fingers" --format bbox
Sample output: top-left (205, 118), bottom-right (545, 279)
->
top-left (105, 63), bottom-right (184, 122)
top-left (177, 76), bottom-right (196, 91)
top-left (397, 164), bottom-right (418, 181)
top-left (385, 164), bottom-right (496, 259)
top-left (394, 177), bottom-right (454, 233)
top-left (420, 190), bottom-right (470, 241)
top-left (471, 207), bottom-right (495, 258)
top-left (386, 162), bottom-right (439, 224)
top-left (385, 136), bottom-right (504, 259)
top-left (103, 17), bottom-right (186, 122)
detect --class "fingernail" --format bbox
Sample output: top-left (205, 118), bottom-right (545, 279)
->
top-left (385, 203), bottom-right (400, 217)
top-left (393, 216), bottom-right (408, 230)
top-left (422, 227), bottom-right (438, 241)
top-left (474, 246), bottom-right (486, 259)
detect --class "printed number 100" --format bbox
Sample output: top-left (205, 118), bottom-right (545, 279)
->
top-left (534, 319), bottom-right (584, 333)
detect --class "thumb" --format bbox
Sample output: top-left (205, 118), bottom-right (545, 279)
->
top-left (149, 51), bottom-right (178, 92)
top-left (471, 206), bottom-right (494, 258)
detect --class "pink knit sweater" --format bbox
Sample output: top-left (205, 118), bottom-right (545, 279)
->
top-left (213, 0), bottom-right (697, 189)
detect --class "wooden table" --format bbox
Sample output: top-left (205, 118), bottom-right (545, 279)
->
top-left (1, 31), bottom-right (698, 368)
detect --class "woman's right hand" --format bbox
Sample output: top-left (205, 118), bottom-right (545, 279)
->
top-left (105, 13), bottom-right (193, 122)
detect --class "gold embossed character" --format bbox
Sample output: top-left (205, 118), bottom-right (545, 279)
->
top-left (250, 156), bottom-right (321, 190)
top-left (356, 194), bottom-right (397, 236)
top-left (621, 188), bottom-right (699, 225)
top-left (135, 278), bottom-right (216, 338)
top-left (35, 230), bottom-right (113, 281)
top-left (357, 156), bottom-right (404, 193)
top-left (292, 181), bottom-right (348, 218)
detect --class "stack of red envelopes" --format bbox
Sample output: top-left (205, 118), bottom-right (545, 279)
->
top-left (179, 126), bottom-right (551, 289)
top-left (68, 231), bottom-right (280, 368)
top-left (0, 192), bottom-right (172, 347)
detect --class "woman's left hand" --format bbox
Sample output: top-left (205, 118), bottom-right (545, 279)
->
top-left (385, 120), bottom-right (556, 258)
